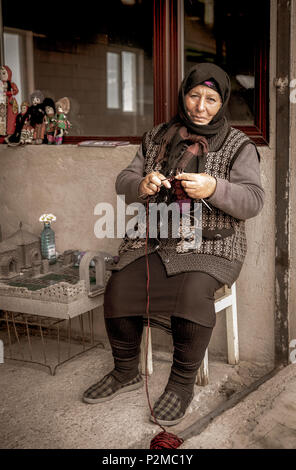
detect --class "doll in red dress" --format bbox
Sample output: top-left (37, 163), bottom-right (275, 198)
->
top-left (0, 65), bottom-right (19, 140)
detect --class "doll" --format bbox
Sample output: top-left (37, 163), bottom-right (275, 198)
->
top-left (6, 101), bottom-right (30, 146)
top-left (20, 104), bottom-right (34, 144)
top-left (43, 98), bottom-right (56, 144)
top-left (29, 90), bottom-right (45, 144)
top-left (54, 97), bottom-right (71, 144)
top-left (0, 65), bottom-right (19, 139)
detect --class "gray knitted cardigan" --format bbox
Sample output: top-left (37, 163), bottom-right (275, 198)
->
top-left (109, 124), bottom-right (265, 287)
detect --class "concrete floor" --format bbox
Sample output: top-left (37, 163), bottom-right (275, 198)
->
top-left (0, 337), bottom-right (295, 449)
top-left (182, 363), bottom-right (296, 449)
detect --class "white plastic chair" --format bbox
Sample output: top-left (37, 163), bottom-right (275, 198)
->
top-left (140, 282), bottom-right (239, 386)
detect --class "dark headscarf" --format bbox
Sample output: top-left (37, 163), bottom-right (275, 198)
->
top-left (155, 62), bottom-right (231, 176)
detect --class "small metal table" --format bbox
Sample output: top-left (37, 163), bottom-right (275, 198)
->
top-left (0, 251), bottom-right (109, 375)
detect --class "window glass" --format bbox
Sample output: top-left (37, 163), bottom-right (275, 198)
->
top-left (184, 0), bottom-right (265, 126)
top-left (2, 0), bottom-right (154, 136)
top-left (107, 52), bottom-right (120, 110)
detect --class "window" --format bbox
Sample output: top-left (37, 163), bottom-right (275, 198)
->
top-left (107, 50), bottom-right (140, 114)
top-left (2, 0), bottom-right (154, 140)
top-left (154, 0), bottom-right (270, 145)
top-left (183, 0), bottom-right (269, 131)
top-left (122, 51), bottom-right (137, 113)
top-left (2, 0), bottom-right (269, 145)
top-left (107, 52), bottom-right (120, 110)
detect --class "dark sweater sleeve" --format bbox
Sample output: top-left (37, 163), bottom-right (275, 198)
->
top-left (206, 143), bottom-right (265, 220)
top-left (115, 144), bottom-right (147, 205)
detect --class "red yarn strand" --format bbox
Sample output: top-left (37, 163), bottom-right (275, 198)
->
top-left (144, 199), bottom-right (184, 449)
top-left (144, 199), bottom-right (166, 433)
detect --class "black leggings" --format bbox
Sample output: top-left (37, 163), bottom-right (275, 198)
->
top-left (104, 315), bottom-right (213, 404)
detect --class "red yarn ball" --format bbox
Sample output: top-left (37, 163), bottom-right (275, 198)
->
top-left (150, 431), bottom-right (184, 449)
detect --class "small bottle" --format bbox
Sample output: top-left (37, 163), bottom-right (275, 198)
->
top-left (41, 222), bottom-right (56, 264)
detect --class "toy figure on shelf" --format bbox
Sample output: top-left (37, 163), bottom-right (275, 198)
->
top-left (0, 65), bottom-right (19, 140)
top-left (29, 90), bottom-right (45, 144)
top-left (43, 98), bottom-right (56, 144)
top-left (54, 97), bottom-right (71, 144)
top-left (20, 104), bottom-right (34, 144)
top-left (6, 101), bottom-right (31, 146)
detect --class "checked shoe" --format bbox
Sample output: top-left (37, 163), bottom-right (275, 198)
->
top-left (83, 371), bottom-right (143, 404)
top-left (150, 389), bottom-right (194, 426)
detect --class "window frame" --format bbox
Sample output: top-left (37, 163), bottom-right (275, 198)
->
top-left (1, 0), bottom-right (270, 146)
top-left (152, 0), bottom-right (270, 147)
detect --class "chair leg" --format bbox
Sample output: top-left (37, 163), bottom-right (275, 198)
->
top-left (225, 283), bottom-right (239, 365)
top-left (196, 348), bottom-right (209, 386)
top-left (140, 325), bottom-right (153, 376)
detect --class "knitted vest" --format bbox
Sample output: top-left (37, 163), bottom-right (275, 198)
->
top-left (118, 123), bottom-right (251, 266)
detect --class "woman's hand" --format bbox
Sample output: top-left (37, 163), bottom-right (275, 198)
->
top-left (174, 172), bottom-right (217, 199)
top-left (138, 171), bottom-right (171, 198)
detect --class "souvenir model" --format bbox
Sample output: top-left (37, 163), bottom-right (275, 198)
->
top-left (29, 90), bottom-right (45, 144)
top-left (43, 98), bottom-right (56, 144)
top-left (54, 97), bottom-right (71, 144)
top-left (0, 65), bottom-right (19, 138)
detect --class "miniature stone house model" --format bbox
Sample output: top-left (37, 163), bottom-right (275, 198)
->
top-left (0, 224), bottom-right (41, 279)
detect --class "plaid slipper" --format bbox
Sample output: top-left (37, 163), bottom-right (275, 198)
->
top-left (150, 389), bottom-right (194, 426)
top-left (83, 371), bottom-right (143, 404)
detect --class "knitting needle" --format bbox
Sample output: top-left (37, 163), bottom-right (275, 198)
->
top-left (200, 198), bottom-right (213, 211)
top-left (160, 179), bottom-right (213, 211)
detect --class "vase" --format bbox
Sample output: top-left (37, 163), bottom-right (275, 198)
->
top-left (41, 222), bottom-right (56, 264)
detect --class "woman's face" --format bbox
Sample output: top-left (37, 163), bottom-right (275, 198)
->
top-left (185, 84), bottom-right (222, 125)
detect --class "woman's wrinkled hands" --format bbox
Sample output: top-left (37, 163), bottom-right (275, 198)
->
top-left (138, 171), bottom-right (171, 198)
top-left (174, 172), bottom-right (217, 199)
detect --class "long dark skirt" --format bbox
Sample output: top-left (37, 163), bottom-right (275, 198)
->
top-left (104, 252), bottom-right (224, 328)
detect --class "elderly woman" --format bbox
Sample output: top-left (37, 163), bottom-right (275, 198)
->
top-left (83, 63), bottom-right (264, 426)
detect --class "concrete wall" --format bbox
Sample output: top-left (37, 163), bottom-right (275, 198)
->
top-left (0, 143), bottom-right (140, 349)
top-left (0, 127), bottom-right (275, 368)
top-left (0, 144), bottom-right (136, 255)
top-left (209, 0), bottom-right (277, 368)
top-left (0, 2), bottom-right (279, 368)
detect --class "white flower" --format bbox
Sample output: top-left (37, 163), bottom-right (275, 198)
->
top-left (39, 213), bottom-right (56, 223)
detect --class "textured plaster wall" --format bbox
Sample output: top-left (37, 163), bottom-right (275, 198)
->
top-left (0, 143), bottom-right (140, 349)
top-left (0, 144), bottom-right (137, 255)
top-left (0, 4), bottom-right (278, 367)
top-left (0, 134), bottom-right (275, 367)
top-left (208, 0), bottom-right (277, 367)
top-left (203, 145), bottom-right (275, 367)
